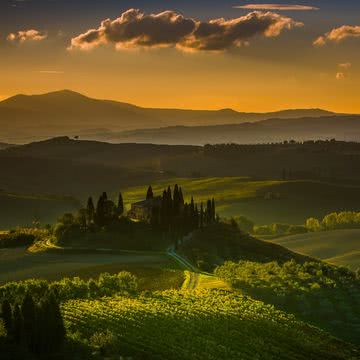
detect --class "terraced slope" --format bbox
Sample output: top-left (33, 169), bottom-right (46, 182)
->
top-left (63, 289), bottom-right (358, 360)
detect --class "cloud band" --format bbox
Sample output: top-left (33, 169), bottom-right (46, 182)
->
top-left (69, 9), bottom-right (303, 52)
top-left (234, 4), bottom-right (319, 11)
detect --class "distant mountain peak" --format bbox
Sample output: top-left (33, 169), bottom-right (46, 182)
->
top-left (43, 89), bottom-right (89, 98)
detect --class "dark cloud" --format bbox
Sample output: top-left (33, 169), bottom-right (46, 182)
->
top-left (181, 11), bottom-right (303, 51)
top-left (70, 9), bottom-right (303, 52)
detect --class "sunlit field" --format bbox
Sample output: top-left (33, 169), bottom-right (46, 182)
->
top-left (122, 178), bottom-right (360, 225)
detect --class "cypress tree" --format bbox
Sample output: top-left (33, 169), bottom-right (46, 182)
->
top-left (1, 299), bottom-right (13, 337)
top-left (190, 197), bottom-right (195, 218)
top-left (21, 293), bottom-right (36, 351)
top-left (183, 203), bottom-right (189, 232)
top-left (173, 184), bottom-right (180, 216)
top-left (95, 194), bottom-right (105, 227)
top-left (200, 203), bottom-right (204, 229)
top-left (160, 190), bottom-right (168, 230)
top-left (12, 304), bottom-right (23, 345)
top-left (102, 192), bottom-right (108, 201)
top-left (206, 199), bottom-right (212, 225)
top-left (211, 198), bottom-right (216, 223)
top-left (179, 187), bottom-right (184, 207)
top-left (117, 192), bottom-right (124, 216)
top-left (146, 186), bottom-right (154, 200)
top-left (166, 186), bottom-right (173, 226)
top-left (194, 204), bottom-right (199, 229)
top-left (86, 197), bottom-right (95, 224)
top-left (48, 293), bottom-right (66, 351)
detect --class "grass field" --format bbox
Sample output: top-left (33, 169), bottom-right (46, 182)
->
top-left (0, 247), bottom-right (184, 291)
top-left (0, 191), bottom-right (80, 229)
top-left (271, 229), bottom-right (360, 270)
top-left (122, 177), bottom-right (360, 225)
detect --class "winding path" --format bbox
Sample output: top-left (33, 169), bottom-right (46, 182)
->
top-left (167, 246), bottom-right (201, 290)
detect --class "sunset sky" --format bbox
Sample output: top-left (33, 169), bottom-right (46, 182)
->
top-left (1, 0), bottom-right (360, 112)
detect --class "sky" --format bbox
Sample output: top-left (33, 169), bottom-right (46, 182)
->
top-left (0, 0), bottom-right (360, 112)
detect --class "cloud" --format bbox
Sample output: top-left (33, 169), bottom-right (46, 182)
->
top-left (335, 63), bottom-right (351, 80)
top-left (338, 62), bottom-right (351, 69)
top-left (314, 25), bottom-right (360, 46)
top-left (336, 72), bottom-right (345, 80)
top-left (69, 9), bottom-right (303, 52)
top-left (7, 29), bottom-right (47, 43)
top-left (234, 4), bottom-right (319, 11)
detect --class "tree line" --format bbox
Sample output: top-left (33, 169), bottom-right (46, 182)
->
top-left (55, 185), bottom-right (217, 242)
top-left (147, 184), bottom-right (217, 236)
top-left (1, 293), bottom-right (65, 356)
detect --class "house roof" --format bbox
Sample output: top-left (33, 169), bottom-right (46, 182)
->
top-left (132, 196), bottom-right (162, 208)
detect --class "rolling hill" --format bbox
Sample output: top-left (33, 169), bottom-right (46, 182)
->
top-left (0, 143), bottom-right (13, 150)
top-left (63, 289), bottom-right (357, 360)
top-left (0, 191), bottom-right (80, 229)
top-left (271, 229), bottom-right (360, 270)
top-left (0, 89), bottom-right (337, 143)
top-left (103, 115), bottom-right (360, 145)
top-left (122, 178), bottom-right (360, 225)
top-left (2, 138), bottom-right (360, 227)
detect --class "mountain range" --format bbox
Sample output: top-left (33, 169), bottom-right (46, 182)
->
top-left (108, 115), bottom-right (360, 145)
top-left (0, 90), bottom-right (340, 144)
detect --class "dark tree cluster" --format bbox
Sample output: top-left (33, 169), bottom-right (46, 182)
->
top-left (87, 191), bottom-right (124, 228)
top-left (204, 140), bottom-right (360, 158)
top-left (149, 184), bottom-right (217, 236)
top-left (1, 293), bottom-right (65, 356)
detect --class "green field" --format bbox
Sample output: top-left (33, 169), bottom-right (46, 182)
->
top-left (0, 247), bottom-right (183, 291)
top-left (122, 178), bottom-right (360, 225)
top-left (271, 229), bottom-right (360, 270)
top-left (63, 289), bottom-right (357, 360)
top-left (0, 191), bottom-right (80, 229)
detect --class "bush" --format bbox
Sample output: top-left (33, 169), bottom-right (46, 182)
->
top-left (235, 216), bottom-right (254, 233)
top-left (0, 272), bottom-right (138, 304)
top-left (0, 231), bottom-right (37, 248)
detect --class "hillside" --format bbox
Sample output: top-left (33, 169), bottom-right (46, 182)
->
top-left (271, 229), bottom-right (360, 270)
top-left (178, 223), bottom-right (360, 345)
top-left (0, 90), bottom-right (337, 143)
top-left (123, 178), bottom-right (360, 224)
top-left (2, 139), bottom-right (360, 227)
top-left (6, 137), bottom-right (360, 182)
top-left (0, 143), bottom-right (13, 150)
top-left (0, 191), bottom-right (80, 229)
top-left (103, 115), bottom-right (360, 145)
top-left (63, 289), bottom-right (357, 360)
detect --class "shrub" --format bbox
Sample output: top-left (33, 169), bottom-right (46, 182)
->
top-left (0, 272), bottom-right (138, 304)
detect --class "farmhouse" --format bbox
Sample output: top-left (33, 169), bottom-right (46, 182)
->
top-left (128, 196), bottom-right (162, 221)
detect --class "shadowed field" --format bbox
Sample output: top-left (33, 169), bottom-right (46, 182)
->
top-left (271, 229), bottom-right (360, 270)
top-left (0, 247), bottom-right (183, 290)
